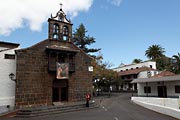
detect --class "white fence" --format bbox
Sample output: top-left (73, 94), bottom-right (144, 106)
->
top-left (131, 97), bottom-right (180, 119)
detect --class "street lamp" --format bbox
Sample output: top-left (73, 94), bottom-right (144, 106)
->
top-left (9, 73), bottom-right (16, 82)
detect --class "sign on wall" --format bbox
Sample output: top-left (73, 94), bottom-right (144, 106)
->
top-left (57, 63), bottom-right (69, 79)
top-left (88, 66), bottom-right (93, 72)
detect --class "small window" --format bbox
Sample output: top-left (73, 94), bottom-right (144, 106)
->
top-left (4, 54), bottom-right (15, 59)
top-left (134, 74), bottom-right (137, 78)
top-left (175, 85), bottom-right (180, 93)
top-left (136, 67), bottom-right (139, 69)
top-left (150, 65), bottom-right (152, 68)
top-left (144, 86), bottom-right (151, 93)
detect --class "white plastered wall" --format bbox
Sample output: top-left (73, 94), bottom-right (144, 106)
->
top-left (0, 47), bottom-right (19, 113)
top-left (137, 81), bottom-right (180, 97)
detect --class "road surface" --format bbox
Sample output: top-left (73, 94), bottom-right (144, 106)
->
top-left (3, 93), bottom-right (178, 120)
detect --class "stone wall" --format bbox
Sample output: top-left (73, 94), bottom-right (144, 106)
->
top-left (69, 51), bottom-right (92, 101)
top-left (15, 39), bottom-right (92, 108)
top-left (15, 40), bottom-right (52, 108)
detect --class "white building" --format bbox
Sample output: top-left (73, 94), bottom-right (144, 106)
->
top-left (0, 41), bottom-right (20, 113)
top-left (132, 72), bottom-right (178, 97)
top-left (131, 74), bottom-right (180, 119)
top-left (113, 61), bottom-right (158, 90)
top-left (113, 61), bottom-right (156, 72)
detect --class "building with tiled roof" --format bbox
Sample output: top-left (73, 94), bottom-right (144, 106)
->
top-left (118, 67), bottom-right (156, 76)
top-left (151, 71), bottom-right (175, 78)
top-left (131, 74), bottom-right (180, 119)
top-left (114, 61), bottom-right (158, 91)
top-left (132, 73), bottom-right (180, 98)
top-left (113, 61), bottom-right (156, 72)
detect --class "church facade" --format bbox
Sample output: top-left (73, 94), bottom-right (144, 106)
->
top-left (15, 6), bottom-right (93, 108)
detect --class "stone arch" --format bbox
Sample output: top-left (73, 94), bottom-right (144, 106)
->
top-left (53, 23), bottom-right (59, 39)
top-left (63, 25), bottom-right (69, 41)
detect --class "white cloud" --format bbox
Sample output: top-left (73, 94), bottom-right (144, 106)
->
top-left (0, 0), bottom-right (93, 36)
top-left (108, 0), bottom-right (123, 7)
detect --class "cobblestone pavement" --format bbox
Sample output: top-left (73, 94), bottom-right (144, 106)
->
top-left (2, 93), bottom-right (179, 120)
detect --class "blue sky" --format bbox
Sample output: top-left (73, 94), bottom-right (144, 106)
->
top-left (0, 0), bottom-right (180, 67)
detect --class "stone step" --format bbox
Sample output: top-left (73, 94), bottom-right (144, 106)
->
top-left (15, 102), bottom-right (98, 118)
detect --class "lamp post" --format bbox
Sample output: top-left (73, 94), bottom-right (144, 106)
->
top-left (9, 73), bottom-right (16, 82)
top-left (96, 78), bottom-right (100, 96)
top-left (9, 73), bottom-right (16, 110)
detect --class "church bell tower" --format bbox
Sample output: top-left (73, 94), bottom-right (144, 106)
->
top-left (48, 4), bottom-right (73, 42)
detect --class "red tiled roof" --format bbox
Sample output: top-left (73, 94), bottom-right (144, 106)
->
top-left (118, 67), bottom-right (156, 76)
top-left (132, 74), bottom-right (180, 83)
top-left (151, 71), bottom-right (175, 78)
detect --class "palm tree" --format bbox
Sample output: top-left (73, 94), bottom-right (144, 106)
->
top-left (145, 44), bottom-right (165, 61)
top-left (172, 53), bottom-right (180, 74)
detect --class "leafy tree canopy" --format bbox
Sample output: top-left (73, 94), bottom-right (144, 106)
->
top-left (144, 45), bottom-right (180, 73)
top-left (132, 59), bottom-right (143, 63)
top-left (156, 55), bottom-right (171, 71)
top-left (72, 23), bottom-right (101, 54)
top-left (92, 53), bottom-right (121, 92)
top-left (171, 53), bottom-right (180, 74)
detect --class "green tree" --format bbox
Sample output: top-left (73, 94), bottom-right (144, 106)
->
top-left (132, 59), bottom-right (143, 63)
top-left (72, 23), bottom-right (101, 54)
top-left (145, 44), bottom-right (165, 61)
top-left (156, 55), bottom-right (171, 71)
top-left (92, 53), bottom-right (121, 94)
top-left (172, 53), bottom-right (180, 74)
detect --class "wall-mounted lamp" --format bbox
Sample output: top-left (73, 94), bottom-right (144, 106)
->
top-left (9, 73), bottom-right (16, 82)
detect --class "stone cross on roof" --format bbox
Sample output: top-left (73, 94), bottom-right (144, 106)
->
top-left (59, 3), bottom-right (63, 11)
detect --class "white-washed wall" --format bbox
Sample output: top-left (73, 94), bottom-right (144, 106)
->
top-left (0, 47), bottom-right (19, 113)
top-left (138, 70), bottom-right (158, 78)
top-left (137, 82), bottom-right (158, 96)
top-left (137, 71), bottom-right (148, 78)
top-left (166, 81), bottom-right (180, 97)
top-left (131, 97), bottom-right (180, 119)
top-left (137, 81), bottom-right (180, 97)
top-left (113, 61), bottom-right (156, 72)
